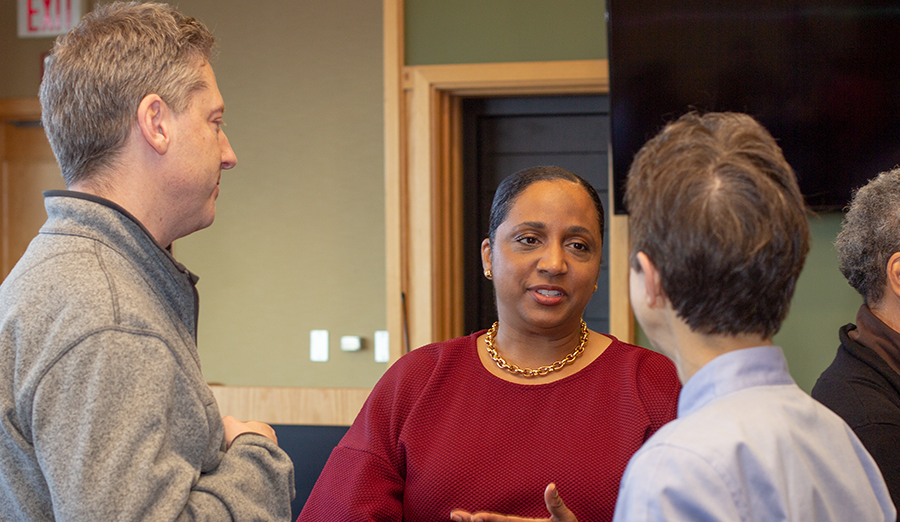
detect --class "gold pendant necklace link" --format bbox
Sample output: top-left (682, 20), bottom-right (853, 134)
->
top-left (484, 320), bottom-right (589, 378)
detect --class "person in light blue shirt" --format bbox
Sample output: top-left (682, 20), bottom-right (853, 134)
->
top-left (612, 112), bottom-right (893, 522)
top-left (450, 112), bottom-right (895, 522)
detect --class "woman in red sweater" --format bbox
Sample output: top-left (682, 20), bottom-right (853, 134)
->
top-left (298, 166), bottom-right (680, 522)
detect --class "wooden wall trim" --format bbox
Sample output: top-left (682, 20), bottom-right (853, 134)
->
top-left (210, 386), bottom-right (370, 426)
top-left (0, 99), bottom-right (42, 121)
top-left (402, 60), bottom-right (609, 96)
top-left (384, 0), bottom-right (408, 362)
top-left (444, 95), bottom-right (464, 341)
top-left (406, 67), bottom-right (436, 349)
top-left (608, 213), bottom-right (633, 342)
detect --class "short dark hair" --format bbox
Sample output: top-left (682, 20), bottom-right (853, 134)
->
top-left (40, 2), bottom-right (215, 186)
top-left (625, 112), bottom-right (810, 338)
top-left (835, 168), bottom-right (900, 306)
top-left (488, 166), bottom-right (605, 246)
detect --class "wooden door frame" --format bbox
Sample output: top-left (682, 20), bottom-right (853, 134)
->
top-left (0, 99), bottom-right (43, 277)
top-left (384, 0), bottom-right (633, 363)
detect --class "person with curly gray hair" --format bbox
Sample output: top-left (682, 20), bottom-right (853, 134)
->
top-left (813, 168), bottom-right (900, 515)
top-left (0, 2), bottom-right (294, 520)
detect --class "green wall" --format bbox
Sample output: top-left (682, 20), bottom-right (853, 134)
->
top-left (773, 214), bottom-right (860, 391)
top-left (405, 0), bottom-right (606, 65)
top-left (174, 0), bottom-right (385, 389)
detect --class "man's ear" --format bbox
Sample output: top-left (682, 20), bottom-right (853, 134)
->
top-left (136, 94), bottom-right (170, 155)
top-left (636, 251), bottom-right (666, 308)
top-left (886, 252), bottom-right (900, 301)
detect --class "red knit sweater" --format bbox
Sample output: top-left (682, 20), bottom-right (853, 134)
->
top-left (298, 331), bottom-right (680, 522)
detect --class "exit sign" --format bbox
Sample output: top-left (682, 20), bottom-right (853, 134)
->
top-left (18, 0), bottom-right (82, 38)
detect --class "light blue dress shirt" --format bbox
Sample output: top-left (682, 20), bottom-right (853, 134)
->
top-left (612, 345), bottom-right (896, 521)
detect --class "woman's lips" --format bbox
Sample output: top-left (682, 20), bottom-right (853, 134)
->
top-left (531, 286), bottom-right (566, 305)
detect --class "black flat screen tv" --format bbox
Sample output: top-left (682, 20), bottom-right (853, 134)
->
top-left (608, 1), bottom-right (900, 213)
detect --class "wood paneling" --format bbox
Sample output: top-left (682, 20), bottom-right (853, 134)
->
top-left (608, 213), bottom-right (633, 341)
top-left (210, 386), bottom-right (370, 426)
top-left (402, 60), bottom-right (609, 96)
top-left (384, 0), bottom-right (407, 360)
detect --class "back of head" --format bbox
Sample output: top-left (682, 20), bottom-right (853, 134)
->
top-left (835, 168), bottom-right (900, 307)
top-left (625, 111), bottom-right (810, 338)
top-left (39, 1), bottom-right (215, 187)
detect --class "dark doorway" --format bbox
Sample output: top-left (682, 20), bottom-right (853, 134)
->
top-left (462, 95), bottom-right (611, 335)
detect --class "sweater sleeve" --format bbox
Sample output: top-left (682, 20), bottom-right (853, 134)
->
top-left (297, 444), bottom-right (404, 521)
top-left (297, 351), bottom-right (423, 522)
top-left (189, 433), bottom-right (296, 521)
top-left (30, 329), bottom-right (294, 521)
top-left (633, 350), bottom-right (682, 438)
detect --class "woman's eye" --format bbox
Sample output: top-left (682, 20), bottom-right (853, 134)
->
top-left (569, 241), bottom-right (589, 252)
top-left (517, 236), bottom-right (539, 245)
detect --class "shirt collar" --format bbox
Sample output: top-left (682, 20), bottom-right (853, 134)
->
top-left (678, 345), bottom-right (795, 418)
top-left (853, 304), bottom-right (900, 374)
top-left (43, 189), bottom-right (198, 284)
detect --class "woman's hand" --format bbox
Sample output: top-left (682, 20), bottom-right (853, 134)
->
top-left (449, 483), bottom-right (578, 522)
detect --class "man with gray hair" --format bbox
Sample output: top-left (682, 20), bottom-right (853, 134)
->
top-left (813, 168), bottom-right (900, 515)
top-left (0, 2), bottom-right (294, 520)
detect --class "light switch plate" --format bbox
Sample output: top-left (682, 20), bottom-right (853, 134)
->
top-left (310, 329), bottom-right (328, 362)
top-left (374, 330), bottom-right (389, 363)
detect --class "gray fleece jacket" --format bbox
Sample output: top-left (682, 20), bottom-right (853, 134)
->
top-left (0, 191), bottom-right (295, 521)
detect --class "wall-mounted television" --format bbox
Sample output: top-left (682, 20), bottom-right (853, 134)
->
top-left (608, 1), bottom-right (900, 214)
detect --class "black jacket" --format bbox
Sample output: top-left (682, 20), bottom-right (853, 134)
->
top-left (813, 323), bottom-right (900, 519)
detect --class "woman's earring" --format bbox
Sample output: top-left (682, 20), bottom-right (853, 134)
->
top-left (484, 269), bottom-right (492, 280)
top-left (593, 284), bottom-right (598, 292)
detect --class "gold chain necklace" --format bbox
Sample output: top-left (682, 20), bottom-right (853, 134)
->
top-left (484, 320), bottom-right (589, 378)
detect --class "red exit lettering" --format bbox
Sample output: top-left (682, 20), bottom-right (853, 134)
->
top-left (26, 0), bottom-right (73, 33)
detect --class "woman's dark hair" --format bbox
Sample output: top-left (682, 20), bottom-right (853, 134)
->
top-left (487, 166), bottom-right (605, 245)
